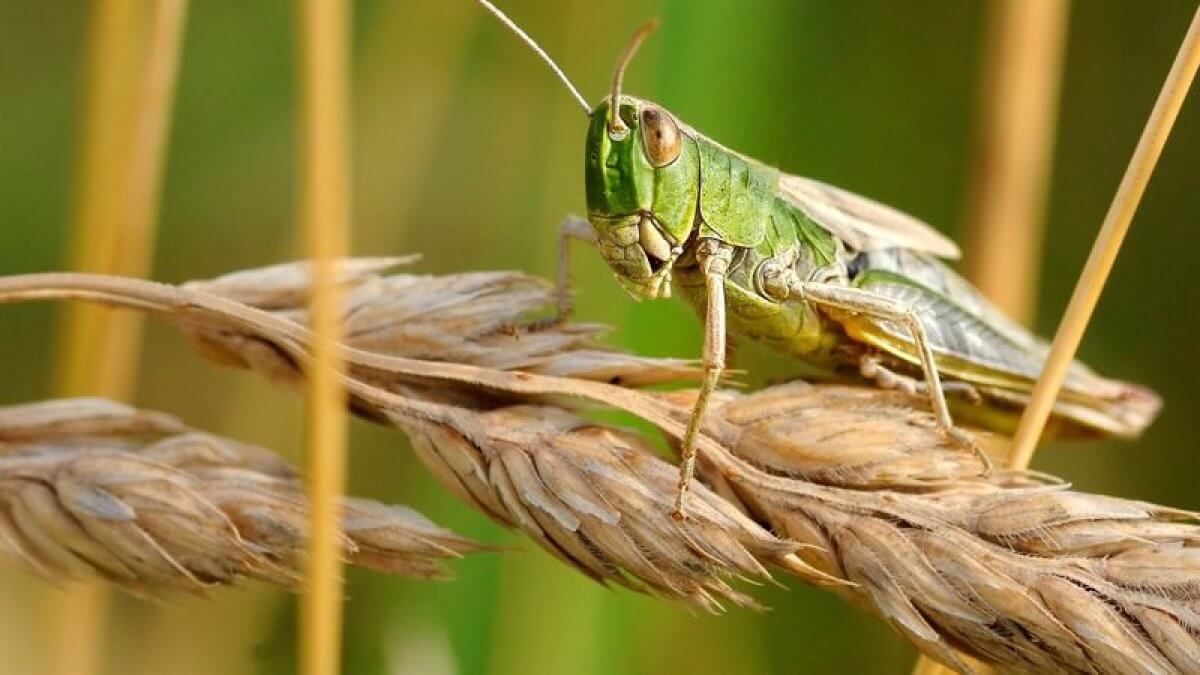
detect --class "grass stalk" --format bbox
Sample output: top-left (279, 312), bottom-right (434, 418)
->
top-left (294, 1), bottom-right (352, 674)
top-left (1007, 5), bottom-right (1200, 471)
top-left (44, 2), bottom-right (187, 674)
top-left (917, 2), bottom-right (1069, 672)
top-left (962, 0), bottom-right (1070, 325)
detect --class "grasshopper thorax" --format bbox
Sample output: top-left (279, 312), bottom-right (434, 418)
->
top-left (585, 96), bottom-right (700, 300)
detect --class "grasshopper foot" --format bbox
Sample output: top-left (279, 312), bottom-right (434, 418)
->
top-left (527, 295), bottom-right (574, 331)
top-left (527, 313), bottom-right (569, 332)
top-left (670, 478), bottom-right (690, 522)
top-left (943, 425), bottom-right (993, 477)
top-left (953, 381), bottom-right (984, 405)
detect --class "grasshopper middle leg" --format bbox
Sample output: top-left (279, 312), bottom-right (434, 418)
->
top-left (860, 354), bottom-right (982, 404)
top-left (672, 239), bottom-right (732, 520)
top-left (799, 281), bottom-right (993, 475)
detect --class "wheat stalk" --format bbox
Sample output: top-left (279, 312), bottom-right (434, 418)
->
top-left (925, 4), bottom-right (1072, 669)
top-left (1007, 6), bottom-right (1200, 469)
top-left (47, 3), bottom-right (191, 673)
top-left (961, 0), bottom-right (1070, 326)
top-left (0, 260), bottom-right (1196, 673)
top-left (293, 0), bottom-right (353, 671)
top-left (0, 396), bottom-right (483, 592)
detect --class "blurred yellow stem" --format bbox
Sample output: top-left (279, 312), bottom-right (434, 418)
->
top-left (920, 3), bottom-right (1200, 673)
top-left (295, 1), bottom-right (352, 675)
top-left (1007, 5), bottom-right (1200, 471)
top-left (917, 4), bottom-right (1070, 674)
top-left (45, 1), bottom-right (187, 674)
top-left (962, 0), bottom-right (1070, 325)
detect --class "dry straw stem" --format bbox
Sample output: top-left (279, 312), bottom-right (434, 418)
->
top-left (48, 3), bottom-right (189, 675)
top-left (1008, 6), bottom-right (1200, 471)
top-left (0, 260), bottom-right (1198, 673)
top-left (961, 0), bottom-right (1069, 326)
top-left (294, 0), bottom-right (352, 673)
top-left (0, 397), bottom-right (482, 592)
top-left (56, 0), bottom-right (187, 398)
top-left (928, 2), bottom-right (1071, 672)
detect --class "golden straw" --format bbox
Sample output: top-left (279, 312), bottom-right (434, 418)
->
top-left (45, 2), bottom-right (188, 675)
top-left (963, 0), bottom-right (1070, 325)
top-left (916, 3), bottom-right (1070, 673)
top-left (295, 0), bottom-right (352, 674)
top-left (1008, 5), bottom-right (1200, 471)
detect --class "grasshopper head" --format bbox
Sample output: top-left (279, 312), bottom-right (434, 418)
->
top-left (584, 97), bottom-right (699, 300)
top-left (580, 19), bottom-right (700, 300)
top-left (473, 4), bottom-right (697, 300)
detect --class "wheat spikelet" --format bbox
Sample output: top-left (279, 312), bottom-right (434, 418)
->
top-left (700, 383), bottom-right (1200, 673)
top-left (402, 403), bottom-right (797, 611)
top-left (181, 256), bottom-right (699, 388)
top-left (184, 259), bottom-right (788, 609)
top-left (0, 260), bottom-right (1197, 673)
top-left (0, 397), bottom-right (483, 593)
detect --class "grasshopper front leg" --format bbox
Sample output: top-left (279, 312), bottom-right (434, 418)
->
top-left (798, 281), bottom-right (993, 475)
top-left (672, 238), bottom-right (732, 521)
top-left (550, 215), bottom-right (597, 323)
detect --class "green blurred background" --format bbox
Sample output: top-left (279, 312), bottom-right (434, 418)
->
top-left (0, 1), bottom-right (1197, 673)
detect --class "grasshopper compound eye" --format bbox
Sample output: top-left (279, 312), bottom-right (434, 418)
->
top-left (640, 106), bottom-right (682, 167)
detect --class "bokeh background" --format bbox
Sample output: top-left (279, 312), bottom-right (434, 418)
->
top-left (1, 1), bottom-right (1197, 673)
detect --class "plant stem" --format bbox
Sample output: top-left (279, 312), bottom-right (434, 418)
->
top-left (44, 2), bottom-right (187, 674)
top-left (295, 0), bottom-right (352, 674)
top-left (917, 3), bottom-right (1069, 673)
top-left (962, 0), bottom-right (1070, 325)
top-left (1007, 5), bottom-right (1200, 471)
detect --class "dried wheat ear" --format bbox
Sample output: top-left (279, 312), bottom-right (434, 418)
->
top-left (0, 397), bottom-right (484, 594)
top-left (0, 259), bottom-right (1196, 674)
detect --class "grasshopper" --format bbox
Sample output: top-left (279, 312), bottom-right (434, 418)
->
top-left (477, 1), bottom-right (1160, 519)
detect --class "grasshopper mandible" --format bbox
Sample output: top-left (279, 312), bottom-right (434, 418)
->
top-left (477, 1), bottom-right (1161, 519)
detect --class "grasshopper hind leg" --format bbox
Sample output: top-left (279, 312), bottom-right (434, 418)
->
top-left (801, 282), bottom-right (993, 475)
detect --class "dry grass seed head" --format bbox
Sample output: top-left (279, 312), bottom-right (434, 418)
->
top-left (1, 260), bottom-right (1198, 672)
top-left (0, 398), bottom-right (483, 593)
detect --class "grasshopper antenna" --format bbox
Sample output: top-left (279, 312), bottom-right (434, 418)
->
top-left (475, 0), bottom-right (591, 115)
top-left (607, 19), bottom-right (660, 137)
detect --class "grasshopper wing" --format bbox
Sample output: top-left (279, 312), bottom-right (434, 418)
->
top-left (777, 174), bottom-right (961, 259)
top-left (844, 269), bottom-right (1072, 386)
top-left (835, 262), bottom-right (1160, 438)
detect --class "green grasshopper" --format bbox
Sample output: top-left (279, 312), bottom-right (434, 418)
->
top-left (477, 1), bottom-right (1160, 519)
